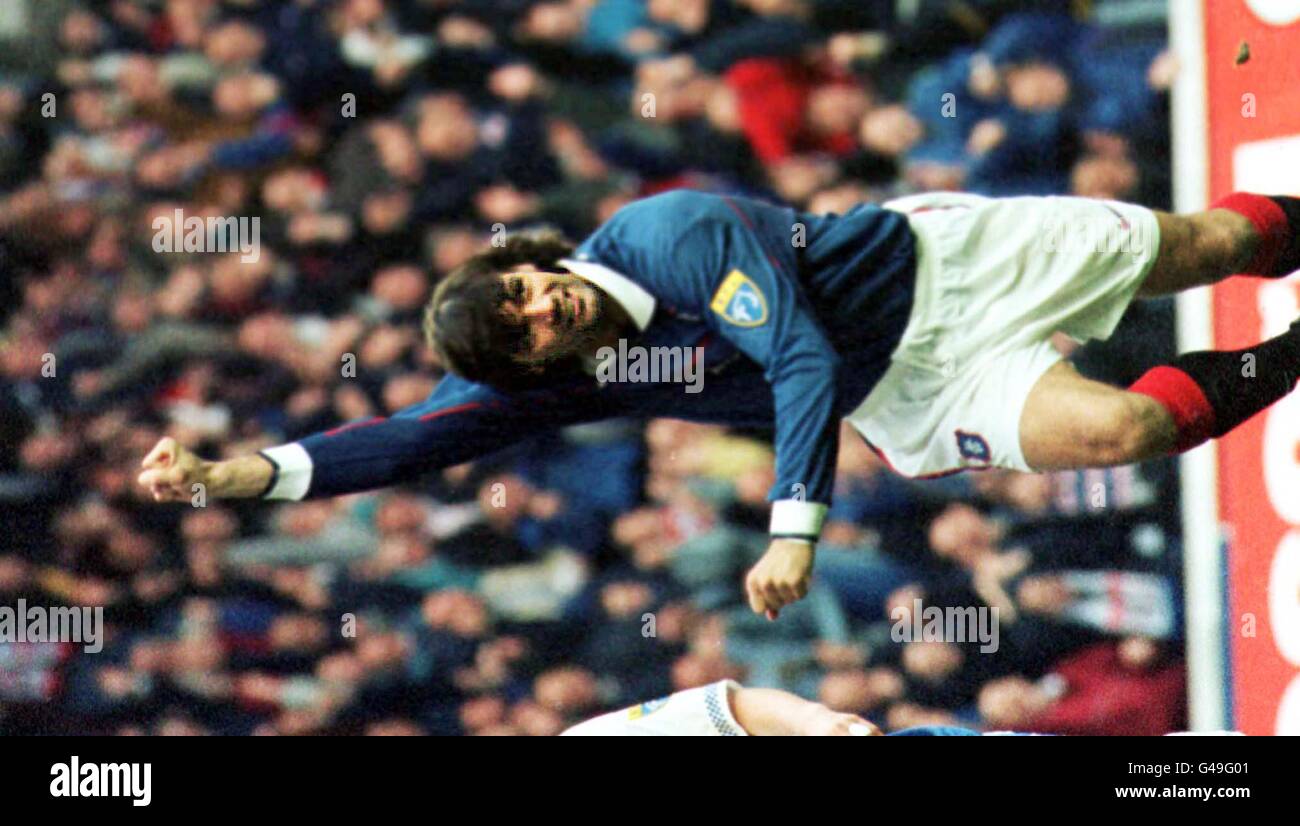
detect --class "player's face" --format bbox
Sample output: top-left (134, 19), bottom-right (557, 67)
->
top-left (498, 268), bottom-right (602, 365)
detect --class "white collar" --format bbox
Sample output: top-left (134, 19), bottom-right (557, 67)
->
top-left (558, 257), bottom-right (656, 332)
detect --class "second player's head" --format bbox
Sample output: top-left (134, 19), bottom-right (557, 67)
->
top-left (424, 231), bottom-right (612, 390)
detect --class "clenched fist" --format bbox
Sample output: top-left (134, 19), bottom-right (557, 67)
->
top-left (138, 437), bottom-right (207, 502)
top-left (745, 538), bottom-right (815, 620)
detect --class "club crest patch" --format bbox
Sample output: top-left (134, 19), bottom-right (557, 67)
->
top-left (955, 430), bottom-right (991, 464)
top-left (710, 270), bottom-right (768, 327)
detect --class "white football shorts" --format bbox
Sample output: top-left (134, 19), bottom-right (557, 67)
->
top-left (846, 191), bottom-right (1161, 477)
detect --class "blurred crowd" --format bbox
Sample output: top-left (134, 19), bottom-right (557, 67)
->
top-left (0, 0), bottom-right (1185, 736)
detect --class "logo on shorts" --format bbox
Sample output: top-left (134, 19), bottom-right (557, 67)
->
top-left (710, 270), bottom-right (768, 327)
top-left (955, 430), bottom-right (991, 464)
top-left (627, 697), bottom-right (670, 720)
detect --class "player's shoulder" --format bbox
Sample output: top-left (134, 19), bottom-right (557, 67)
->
top-left (576, 191), bottom-right (728, 265)
top-left (434, 372), bottom-right (501, 401)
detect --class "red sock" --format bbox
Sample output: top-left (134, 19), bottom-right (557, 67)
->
top-left (1129, 366), bottom-right (1216, 453)
top-left (1210, 192), bottom-right (1296, 276)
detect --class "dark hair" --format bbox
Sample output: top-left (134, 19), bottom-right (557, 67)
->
top-left (424, 230), bottom-right (581, 391)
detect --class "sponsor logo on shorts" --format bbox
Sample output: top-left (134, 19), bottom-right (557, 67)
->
top-left (710, 270), bottom-right (768, 327)
top-left (955, 430), bottom-right (991, 464)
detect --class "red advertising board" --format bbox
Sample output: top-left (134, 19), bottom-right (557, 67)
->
top-left (1204, 0), bottom-right (1300, 734)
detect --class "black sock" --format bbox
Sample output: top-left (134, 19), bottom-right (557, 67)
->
top-left (1272, 196), bottom-right (1300, 276)
top-left (1130, 322), bottom-right (1300, 452)
top-left (1176, 324), bottom-right (1300, 438)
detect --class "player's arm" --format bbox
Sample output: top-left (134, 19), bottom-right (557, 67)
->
top-left (138, 417), bottom-right (497, 503)
top-left (139, 378), bottom-right (583, 502)
top-left (679, 208), bottom-right (842, 618)
top-left (139, 441), bottom-right (275, 501)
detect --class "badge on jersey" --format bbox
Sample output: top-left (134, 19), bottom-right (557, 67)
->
top-left (710, 270), bottom-right (768, 327)
top-left (955, 430), bottom-right (991, 464)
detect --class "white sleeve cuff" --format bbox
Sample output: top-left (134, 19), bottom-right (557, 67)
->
top-left (769, 499), bottom-right (828, 540)
top-left (259, 443), bottom-right (313, 501)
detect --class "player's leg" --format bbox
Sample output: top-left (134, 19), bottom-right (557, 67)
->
top-left (1019, 361), bottom-right (1175, 469)
top-left (1021, 320), bottom-right (1300, 469)
top-left (1139, 193), bottom-right (1300, 296)
top-left (873, 192), bottom-right (1300, 475)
